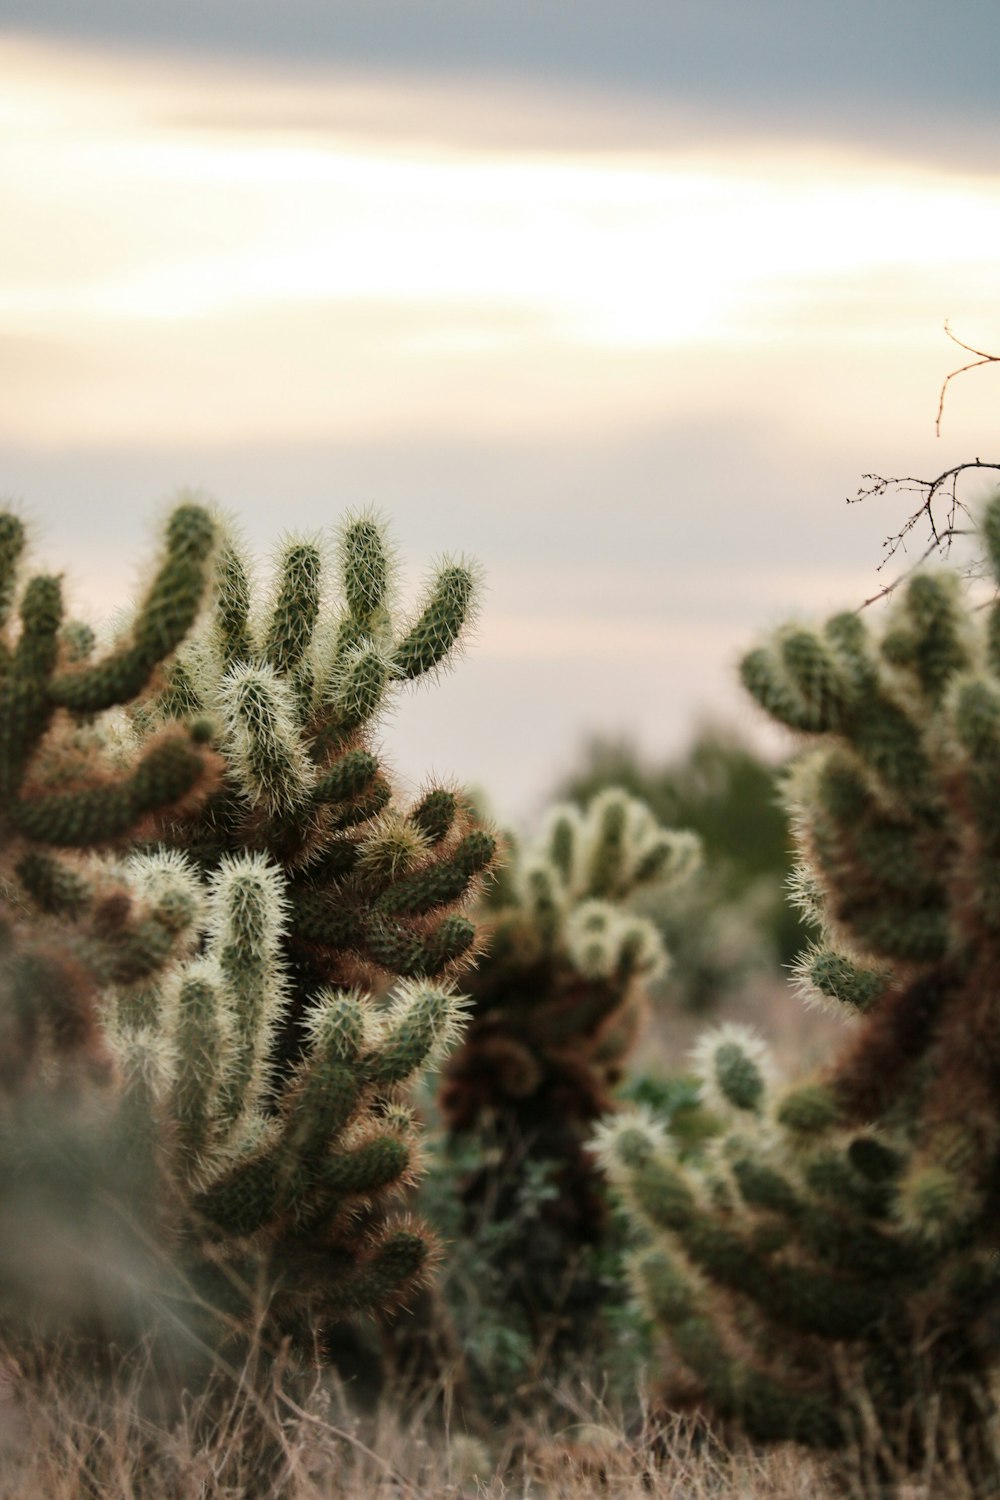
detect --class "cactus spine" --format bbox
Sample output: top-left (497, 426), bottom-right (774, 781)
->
top-left (599, 492), bottom-right (1000, 1495)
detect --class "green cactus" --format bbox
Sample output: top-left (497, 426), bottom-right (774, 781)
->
top-left (599, 491), bottom-right (1000, 1496)
top-left (130, 512), bottom-right (494, 1026)
top-left (429, 787), bottom-right (699, 1395)
top-left (113, 509), bottom-right (495, 1346)
top-left (441, 787), bottom-right (699, 1131)
top-left (0, 502), bottom-right (492, 1368)
top-left (0, 502), bottom-right (218, 1093)
top-left (0, 503), bottom-right (224, 1344)
top-left (103, 850), bottom-right (467, 1337)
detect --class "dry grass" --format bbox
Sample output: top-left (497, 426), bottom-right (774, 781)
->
top-left (0, 1339), bottom-right (833, 1500)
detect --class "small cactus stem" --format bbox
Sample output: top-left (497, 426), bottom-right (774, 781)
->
top-left (339, 512), bottom-right (393, 627)
top-left (361, 980), bottom-right (465, 1086)
top-left (520, 858), bottom-right (564, 948)
top-left (314, 1132), bottom-right (412, 1202)
top-left (126, 847), bottom-right (205, 948)
top-left (391, 560), bottom-right (478, 682)
top-left (374, 829), bottom-right (496, 918)
top-left (219, 661), bottom-right (314, 817)
top-left (168, 960), bottom-right (231, 1174)
top-left (690, 1025), bottom-right (773, 1118)
top-left (543, 803), bottom-right (581, 888)
top-left (368, 911), bottom-right (475, 977)
top-left (50, 501), bottom-right (216, 714)
top-left (262, 538), bottom-right (322, 678)
top-left (326, 775), bottom-right (392, 831)
top-left (195, 1146), bottom-right (283, 1238)
top-left (632, 828), bottom-right (702, 891)
top-left (208, 853), bottom-right (290, 1124)
top-left (306, 986), bottom-right (370, 1062)
top-left (615, 914), bottom-right (668, 981)
top-left (311, 748), bottom-right (380, 806)
top-left (15, 850), bottom-right (91, 918)
top-left (334, 1226), bottom-right (429, 1316)
top-left (582, 789), bottom-right (629, 897)
top-left (779, 627), bottom-right (854, 729)
top-left (895, 571), bottom-right (970, 706)
top-left (0, 511), bottom-right (26, 634)
top-left (740, 645), bottom-right (819, 733)
top-left (213, 537), bottom-right (255, 670)
top-left (15, 575), bottom-right (64, 680)
top-left (0, 588), bottom-right (61, 800)
top-left (776, 1081), bottom-right (841, 1136)
top-left (277, 1051), bottom-right (364, 1178)
top-left (322, 639), bottom-right (391, 740)
top-left (409, 787), bottom-right (458, 845)
top-left (792, 943), bottom-right (889, 1017)
top-left (11, 731), bottom-right (208, 846)
top-left (564, 899), bottom-right (617, 979)
top-left (356, 810), bottom-right (431, 888)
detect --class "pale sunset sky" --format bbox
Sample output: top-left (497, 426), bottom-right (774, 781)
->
top-left (2, 3), bottom-right (999, 820)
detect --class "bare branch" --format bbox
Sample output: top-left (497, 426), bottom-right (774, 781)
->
top-left (936, 320), bottom-right (1000, 436)
top-left (849, 460), bottom-right (999, 610)
top-left (848, 325), bottom-right (999, 609)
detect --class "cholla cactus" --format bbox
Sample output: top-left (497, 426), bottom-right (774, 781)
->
top-left (0, 501), bottom-right (218, 1094)
top-left (0, 502), bottom-right (223, 1335)
top-left (132, 513), bottom-right (495, 1044)
top-left (429, 790), bottom-right (699, 1390)
top-left (0, 502), bottom-right (491, 1356)
top-left (441, 787), bottom-right (700, 1134)
top-left (107, 850), bottom-right (467, 1335)
top-left (599, 492), bottom-right (1000, 1494)
top-left (109, 510), bottom-right (496, 1343)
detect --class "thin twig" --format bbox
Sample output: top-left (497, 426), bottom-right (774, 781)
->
top-left (936, 321), bottom-right (1000, 437)
top-left (274, 1385), bottom-right (423, 1498)
top-left (849, 460), bottom-right (998, 609)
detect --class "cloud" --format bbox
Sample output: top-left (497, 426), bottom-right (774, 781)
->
top-left (3, 2), bottom-right (1000, 170)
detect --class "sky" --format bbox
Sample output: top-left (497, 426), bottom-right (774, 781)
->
top-left (2, 5), bottom-right (999, 823)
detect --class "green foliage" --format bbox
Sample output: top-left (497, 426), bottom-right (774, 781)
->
top-left (600, 491), bottom-right (1000, 1497)
top-left (415, 1130), bottom-right (653, 1419)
